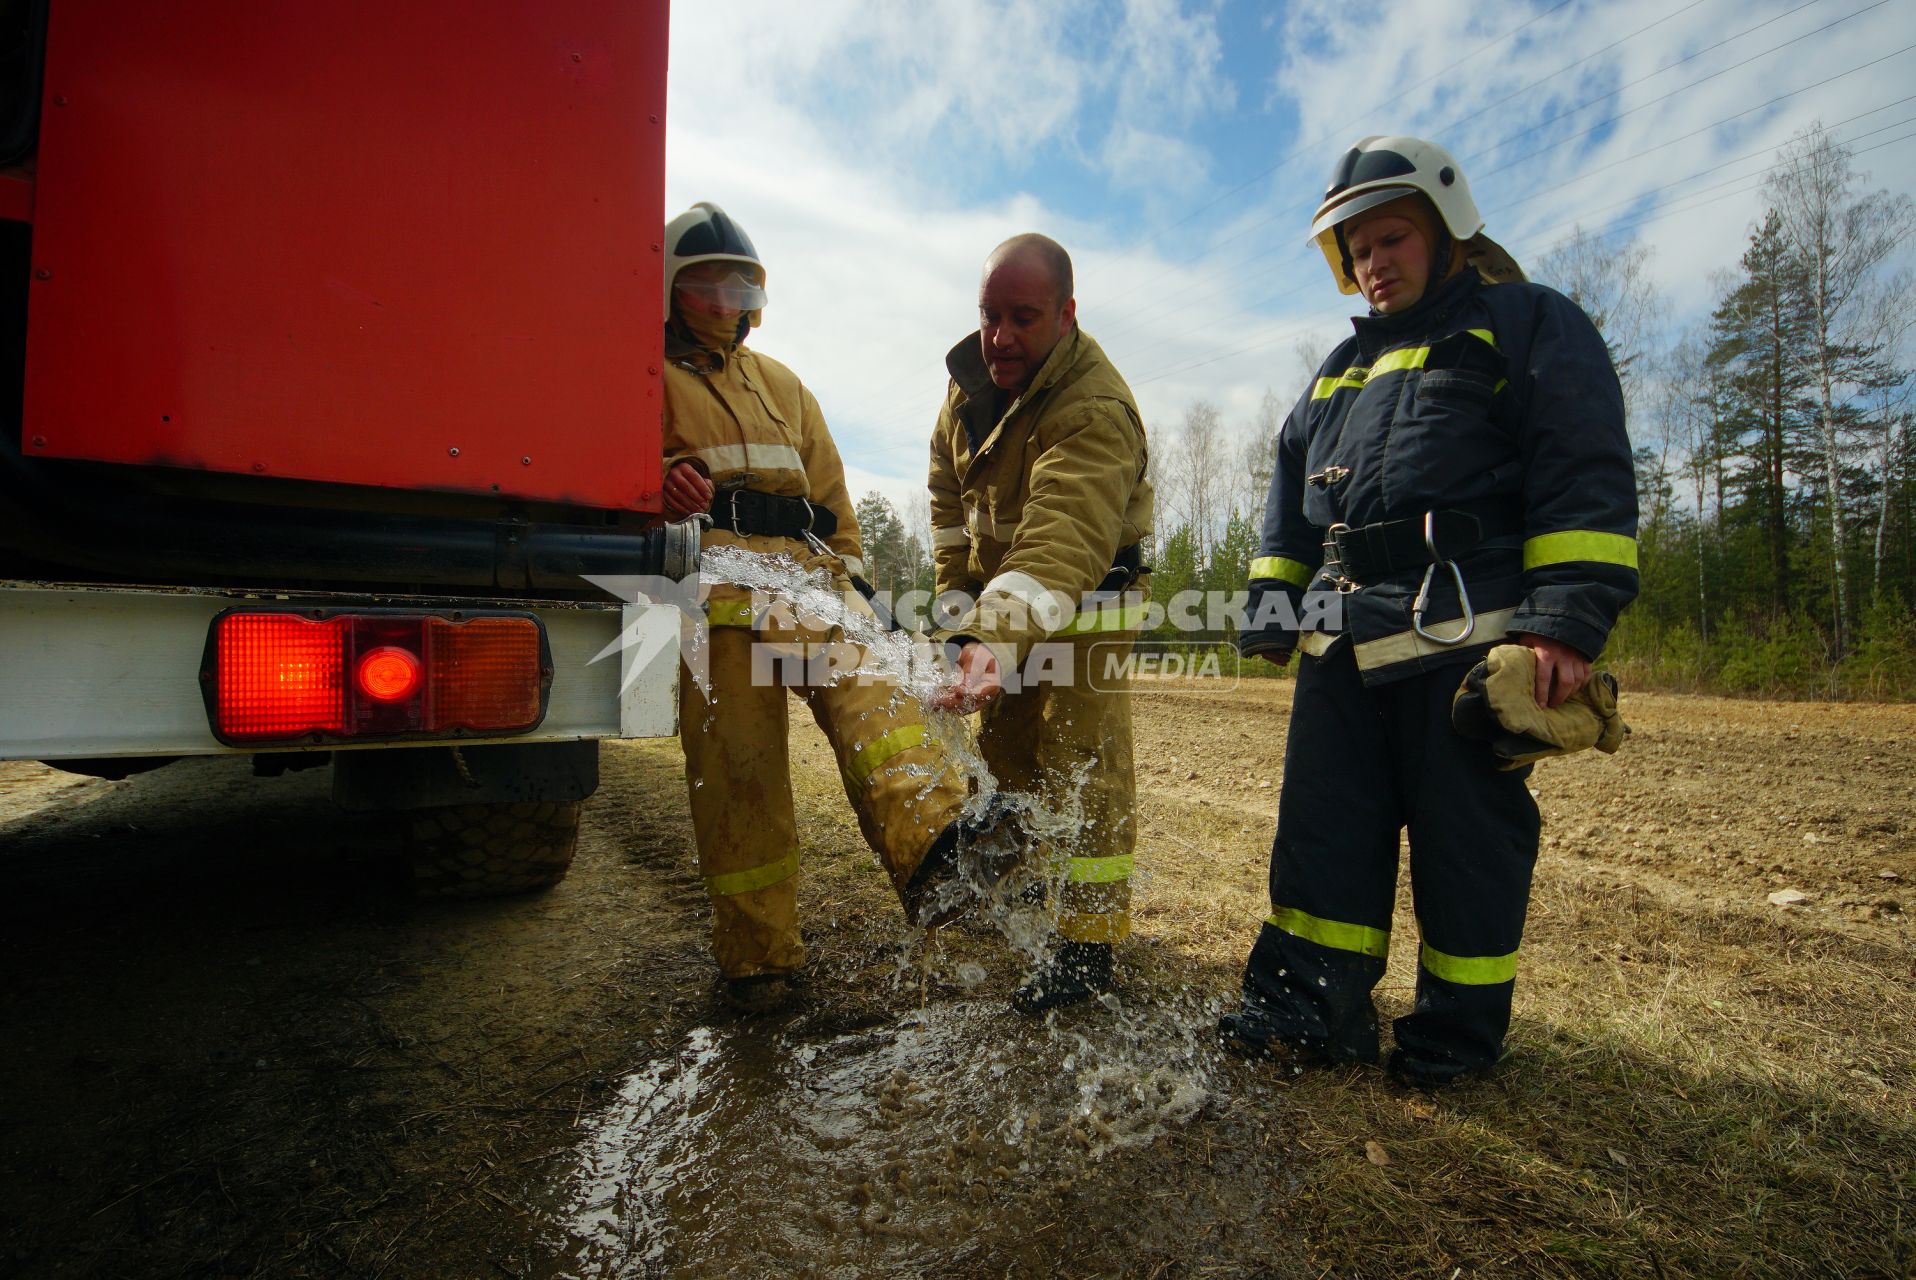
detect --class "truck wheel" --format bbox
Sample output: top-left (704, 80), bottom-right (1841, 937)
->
top-left (407, 800), bottom-right (581, 898)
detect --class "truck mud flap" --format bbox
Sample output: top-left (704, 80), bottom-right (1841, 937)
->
top-left (333, 740), bottom-right (598, 812)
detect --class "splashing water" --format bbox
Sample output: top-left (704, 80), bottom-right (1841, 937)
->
top-left (695, 546), bottom-right (1150, 980)
top-left (536, 548), bottom-right (1235, 1274)
top-left (542, 991), bottom-right (1232, 1278)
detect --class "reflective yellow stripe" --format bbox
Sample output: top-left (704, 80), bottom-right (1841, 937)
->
top-left (844, 724), bottom-right (932, 791)
top-left (1370, 345), bottom-right (1431, 377)
top-left (1058, 603), bottom-right (1148, 635)
top-left (1267, 907), bottom-right (1389, 960)
top-left (1065, 854), bottom-right (1132, 884)
top-left (1523, 530), bottom-right (1639, 571)
top-left (1249, 556), bottom-right (1313, 587)
top-left (1313, 331), bottom-right (1499, 401)
top-left (694, 442), bottom-right (805, 474)
top-left (706, 599), bottom-right (757, 628)
top-left (705, 849), bottom-right (800, 898)
top-left (1058, 910), bottom-right (1131, 943)
top-left (1420, 941), bottom-right (1518, 985)
top-left (1348, 606), bottom-right (1517, 671)
top-left (1312, 370), bottom-right (1368, 400)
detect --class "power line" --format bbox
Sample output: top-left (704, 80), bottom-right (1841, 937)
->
top-left (839, 0), bottom-right (1584, 428)
top-left (1090, 0), bottom-right (1801, 333)
top-left (1430, 0), bottom-right (1728, 140)
top-left (1126, 120), bottom-right (1916, 397)
top-left (1092, 0), bottom-right (1861, 353)
top-left (1090, 0), bottom-right (1581, 317)
top-left (1471, 91), bottom-right (1908, 218)
top-left (1469, 0), bottom-right (1890, 176)
top-left (1511, 124), bottom-right (1916, 257)
top-left (1486, 96), bottom-right (1916, 227)
top-left (1099, 38), bottom-right (1916, 377)
top-left (854, 4), bottom-right (1915, 441)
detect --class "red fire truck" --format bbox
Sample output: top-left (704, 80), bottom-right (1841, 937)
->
top-left (0, 0), bottom-right (695, 892)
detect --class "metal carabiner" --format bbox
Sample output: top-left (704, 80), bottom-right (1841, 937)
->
top-left (796, 499), bottom-right (833, 558)
top-left (1411, 512), bottom-right (1475, 645)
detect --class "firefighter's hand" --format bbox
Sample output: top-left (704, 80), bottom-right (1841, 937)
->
top-left (929, 642), bottom-right (1002, 712)
top-left (662, 461), bottom-right (715, 520)
top-left (1258, 650), bottom-right (1292, 668)
top-left (1516, 632), bottom-right (1590, 709)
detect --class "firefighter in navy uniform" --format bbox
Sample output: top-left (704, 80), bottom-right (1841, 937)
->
top-left (658, 203), bottom-right (1012, 1014)
top-left (1216, 137), bottom-right (1638, 1087)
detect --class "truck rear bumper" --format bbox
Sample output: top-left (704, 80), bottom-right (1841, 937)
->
top-left (0, 582), bottom-right (678, 759)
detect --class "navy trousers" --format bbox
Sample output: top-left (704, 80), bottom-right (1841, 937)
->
top-left (1236, 642), bottom-right (1542, 1081)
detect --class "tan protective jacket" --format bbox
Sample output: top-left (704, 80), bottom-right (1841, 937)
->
top-left (663, 333), bottom-right (864, 585)
top-left (928, 328), bottom-right (1151, 657)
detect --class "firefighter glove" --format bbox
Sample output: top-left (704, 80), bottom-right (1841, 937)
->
top-left (1451, 643), bottom-right (1627, 769)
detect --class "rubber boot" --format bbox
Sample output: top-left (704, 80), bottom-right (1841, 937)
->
top-left (1215, 1010), bottom-right (1335, 1067)
top-left (1011, 940), bottom-right (1113, 1015)
top-left (902, 794), bottom-right (1025, 929)
top-left (720, 973), bottom-right (800, 1016)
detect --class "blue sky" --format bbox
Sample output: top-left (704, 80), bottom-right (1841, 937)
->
top-left (663, 0), bottom-right (1916, 520)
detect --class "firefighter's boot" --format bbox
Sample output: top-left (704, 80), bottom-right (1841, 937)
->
top-left (720, 973), bottom-right (800, 1016)
top-left (902, 793), bottom-right (1026, 929)
top-left (1011, 940), bottom-right (1113, 1015)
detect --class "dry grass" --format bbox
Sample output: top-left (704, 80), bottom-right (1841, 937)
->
top-left (780, 686), bottom-right (1916, 1278)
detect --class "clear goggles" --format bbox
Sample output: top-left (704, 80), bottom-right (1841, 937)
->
top-left (673, 270), bottom-right (768, 311)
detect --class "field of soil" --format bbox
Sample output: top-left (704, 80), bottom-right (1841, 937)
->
top-left (0, 682), bottom-right (1910, 1278)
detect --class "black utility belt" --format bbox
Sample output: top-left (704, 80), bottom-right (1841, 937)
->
top-left (709, 488), bottom-right (839, 540)
top-left (1095, 542), bottom-right (1150, 593)
top-left (1322, 506), bottom-right (1517, 587)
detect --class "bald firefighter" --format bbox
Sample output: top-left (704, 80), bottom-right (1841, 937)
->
top-left (928, 233), bottom-right (1153, 1014)
top-left (660, 203), bottom-right (1010, 1013)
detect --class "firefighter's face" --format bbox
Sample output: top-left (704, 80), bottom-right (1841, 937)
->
top-left (1346, 209), bottom-right (1430, 314)
top-left (978, 251), bottom-right (1075, 392)
top-left (673, 260), bottom-right (764, 320)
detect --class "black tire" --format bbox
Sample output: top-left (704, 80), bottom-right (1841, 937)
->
top-left (407, 800), bottom-right (581, 898)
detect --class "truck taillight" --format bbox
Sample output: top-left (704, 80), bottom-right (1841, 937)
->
top-left (206, 611), bottom-right (549, 745)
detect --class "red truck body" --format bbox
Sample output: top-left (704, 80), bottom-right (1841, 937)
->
top-left (21, 0), bottom-right (666, 511)
top-left (1, 0), bottom-right (690, 895)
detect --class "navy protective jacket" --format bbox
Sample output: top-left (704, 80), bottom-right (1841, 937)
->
top-left (1237, 269), bottom-right (1638, 684)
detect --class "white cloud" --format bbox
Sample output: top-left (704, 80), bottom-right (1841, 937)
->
top-left (662, 0), bottom-right (1916, 512)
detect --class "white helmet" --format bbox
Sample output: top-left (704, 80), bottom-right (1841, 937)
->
top-left (1307, 135), bottom-right (1523, 295)
top-left (662, 201), bottom-right (768, 322)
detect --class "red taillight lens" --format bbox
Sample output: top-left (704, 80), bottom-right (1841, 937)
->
top-left (357, 646), bottom-right (422, 702)
top-left (215, 614), bottom-right (350, 739)
top-left (208, 611), bottom-right (547, 744)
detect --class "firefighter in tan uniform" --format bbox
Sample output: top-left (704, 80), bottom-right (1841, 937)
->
top-left (927, 233), bottom-right (1153, 1014)
top-left (659, 203), bottom-right (1007, 1013)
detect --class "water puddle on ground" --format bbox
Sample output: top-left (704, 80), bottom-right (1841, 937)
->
top-left (533, 548), bottom-right (1258, 1275)
top-left (540, 991), bottom-right (1227, 1277)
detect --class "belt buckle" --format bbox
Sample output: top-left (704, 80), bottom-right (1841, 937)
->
top-left (1322, 523), bottom-right (1359, 594)
top-left (726, 489), bottom-right (747, 537)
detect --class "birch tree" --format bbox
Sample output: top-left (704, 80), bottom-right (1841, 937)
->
top-left (1766, 124), bottom-right (1916, 652)
top-left (1533, 225), bottom-right (1662, 418)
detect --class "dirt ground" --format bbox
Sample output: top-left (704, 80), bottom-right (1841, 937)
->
top-left (0, 682), bottom-right (1911, 1278)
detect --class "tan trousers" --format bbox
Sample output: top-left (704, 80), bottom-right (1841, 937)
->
top-left (679, 597), bottom-right (967, 980)
top-left (977, 630), bottom-right (1138, 943)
